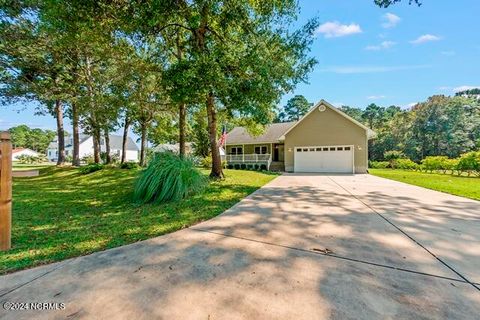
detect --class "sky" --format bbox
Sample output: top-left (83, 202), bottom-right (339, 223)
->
top-left (1, 0), bottom-right (480, 134)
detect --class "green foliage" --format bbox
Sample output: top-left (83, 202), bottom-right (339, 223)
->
top-left (384, 150), bottom-right (405, 168)
top-left (16, 154), bottom-right (48, 164)
top-left (80, 163), bottom-right (104, 174)
top-left (421, 156), bottom-right (450, 172)
top-left (119, 162), bottom-right (139, 170)
top-left (8, 125), bottom-right (56, 153)
top-left (200, 156), bottom-right (212, 169)
top-left (277, 95), bottom-right (313, 122)
top-left (456, 152), bottom-right (480, 176)
top-left (369, 161), bottom-right (390, 169)
top-left (134, 153), bottom-right (207, 204)
top-left (393, 158), bottom-right (418, 170)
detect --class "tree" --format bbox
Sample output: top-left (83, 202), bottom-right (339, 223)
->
top-left (374, 0), bottom-right (422, 7)
top-left (278, 95), bottom-right (312, 122)
top-left (8, 125), bottom-right (55, 153)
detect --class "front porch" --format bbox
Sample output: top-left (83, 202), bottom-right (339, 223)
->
top-left (225, 143), bottom-right (285, 171)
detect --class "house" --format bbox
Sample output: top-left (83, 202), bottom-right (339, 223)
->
top-left (47, 134), bottom-right (139, 162)
top-left (153, 142), bottom-right (226, 160)
top-left (225, 100), bottom-right (375, 173)
top-left (12, 148), bottom-right (40, 161)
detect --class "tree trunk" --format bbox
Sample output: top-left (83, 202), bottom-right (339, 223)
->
top-left (140, 124), bottom-right (147, 167)
top-left (206, 92), bottom-right (224, 179)
top-left (72, 102), bottom-right (80, 166)
top-left (92, 128), bottom-right (101, 164)
top-left (179, 103), bottom-right (186, 157)
top-left (104, 129), bottom-right (111, 164)
top-left (121, 116), bottom-right (130, 164)
top-left (55, 100), bottom-right (65, 166)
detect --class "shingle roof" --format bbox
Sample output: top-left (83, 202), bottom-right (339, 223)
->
top-left (48, 134), bottom-right (139, 151)
top-left (226, 122), bottom-right (296, 145)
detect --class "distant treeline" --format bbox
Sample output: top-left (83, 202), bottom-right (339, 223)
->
top-left (340, 93), bottom-right (480, 161)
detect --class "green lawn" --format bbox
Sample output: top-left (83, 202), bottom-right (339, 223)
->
top-left (1, 167), bottom-right (278, 274)
top-left (12, 163), bottom-right (54, 171)
top-left (369, 169), bottom-right (480, 201)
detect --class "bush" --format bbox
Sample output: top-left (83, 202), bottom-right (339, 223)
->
top-left (134, 153), bottom-right (207, 204)
top-left (227, 164), bottom-right (233, 169)
top-left (240, 163), bottom-right (246, 170)
top-left (456, 151), bottom-right (480, 176)
top-left (254, 164), bottom-right (260, 171)
top-left (369, 161), bottom-right (390, 169)
top-left (81, 154), bottom-right (95, 164)
top-left (200, 156), bottom-right (212, 169)
top-left (393, 158), bottom-right (418, 170)
top-left (120, 162), bottom-right (139, 169)
top-left (260, 164), bottom-right (267, 171)
top-left (384, 150), bottom-right (405, 168)
top-left (234, 163), bottom-right (240, 170)
top-left (421, 156), bottom-right (450, 172)
top-left (79, 163), bottom-right (104, 174)
top-left (16, 154), bottom-right (48, 164)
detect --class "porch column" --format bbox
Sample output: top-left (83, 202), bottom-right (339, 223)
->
top-left (242, 144), bottom-right (245, 162)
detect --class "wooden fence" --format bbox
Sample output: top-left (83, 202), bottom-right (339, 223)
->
top-left (0, 131), bottom-right (12, 251)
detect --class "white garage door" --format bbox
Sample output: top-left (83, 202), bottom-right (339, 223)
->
top-left (294, 145), bottom-right (354, 173)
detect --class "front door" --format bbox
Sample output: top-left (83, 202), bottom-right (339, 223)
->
top-left (273, 144), bottom-right (285, 162)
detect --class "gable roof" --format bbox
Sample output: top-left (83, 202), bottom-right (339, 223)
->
top-left (226, 122), bottom-right (296, 145)
top-left (279, 99), bottom-right (375, 140)
top-left (12, 148), bottom-right (38, 154)
top-left (48, 134), bottom-right (139, 151)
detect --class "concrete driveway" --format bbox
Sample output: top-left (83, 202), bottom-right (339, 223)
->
top-left (1, 174), bottom-right (479, 319)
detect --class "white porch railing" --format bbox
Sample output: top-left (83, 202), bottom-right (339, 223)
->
top-left (226, 154), bottom-right (271, 162)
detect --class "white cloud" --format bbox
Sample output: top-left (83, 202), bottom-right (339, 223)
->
top-left (315, 21), bottom-right (362, 38)
top-left (382, 13), bottom-right (401, 28)
top-left (367, 95), bottom-right (386, 100)
top-left (453, 85), bottom-right (480, 92)
top-left (365, 41), bottom-right (396, 51)
top-left (318, 64), bottom-right (430, 74)
top-left (441, 50), bottom-right (455, 56)
top-left (410, 34), bottom-right (442, 44)
top-left (405, 102), bottom-right (418, 109)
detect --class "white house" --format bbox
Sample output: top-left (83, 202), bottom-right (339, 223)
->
top-left (12, 148), bottom-right (40, 161)
top-left (47, 134), bottom-right (139, 162)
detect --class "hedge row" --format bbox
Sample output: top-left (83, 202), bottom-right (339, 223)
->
top-left (370, 151), bottom-right (480, 177)
top-left (226, 163), bottom-right (268, 171)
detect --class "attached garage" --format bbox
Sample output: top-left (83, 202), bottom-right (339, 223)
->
top-left (294, 145), bottom-right (354, 173)
top-left (281, 100), bottom-right (375, 174)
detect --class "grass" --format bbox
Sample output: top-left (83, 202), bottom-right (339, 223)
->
top-left (369, 169), bottom-right (480, 201)
top-left (0, 167), bottom-right (278, 274)
top-left (12, 162), bottom-right (54, 171)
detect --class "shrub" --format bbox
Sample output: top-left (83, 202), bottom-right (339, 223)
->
top-left (234, 163), bottom-right (240, 170)
top-left (17, 154), bottom-right (48, 164)
top-left (421, 156), bottom-right (450, 173)
top-left (394, 158), bottom-right (418, 170)
top-left (456, 151), bottom-right (480, 176)
top-left (227, 164), bottom-right (233, 169)
top-left (260, 164), bottom-right (267, 171)
top-left (79, 163), bottom-right (104, 174)
top-left (134, 153), bottom-right (207, 204)
top-left (200, 156), bottom-right (212, 169)
top-left (254, 164), bottom-right (260, 171)
top-left (240, 163), bottom-right (246, 170)
top-left (120, 162), bottom-right (139, 169)
top-left (369, 161), bottom-right (389, 169)
top-left (81, 154), bottom-right (95, 164)
top-left (384, 150), bottom-right (405, 168)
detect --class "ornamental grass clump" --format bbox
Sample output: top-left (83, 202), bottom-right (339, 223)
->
top-left (134, 152), bottom-right (207, 204)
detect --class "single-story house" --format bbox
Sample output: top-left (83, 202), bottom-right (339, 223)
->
top-left (12, 148), bottom-right (40, 161)
top-left (153, 142), bottom-right (226, 160)
top-left (47, 134), bottom-right (139, 162)
top-left (225, 100), bottom-right (375, 173)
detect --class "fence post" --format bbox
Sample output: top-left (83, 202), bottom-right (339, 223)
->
top-left (0, 132), bottom-right (12, 251)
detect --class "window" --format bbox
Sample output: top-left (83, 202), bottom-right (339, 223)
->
top-left (316, 148), bottom-right (322, 151)
top-left (330, 147), bottom-right (335, 151)
top-left (254, 146), bottom-right (268, 154)
top-left (345, 146), bottom-right (351, 151)
top-left (323, 147), bottom-right (328, 151)
top-left (337, 147), bottom-right (343, 151)
top-left (297, 148), bottom-right (302, 152)
top-left (303, 148), bottom-right (308, 152)
top-left (231, 147), bottom-right (243, 155)
top-left (309, 148), bottom-right (315, 152)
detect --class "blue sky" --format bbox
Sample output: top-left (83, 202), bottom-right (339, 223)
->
top-left (1, 0), bottom-right (480, 134)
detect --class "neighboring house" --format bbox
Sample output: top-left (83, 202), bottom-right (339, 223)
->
top-left (153, 142), bottom-right (226, 160)
top-left (47, 134), bottom-right (139, 162)
top-left (12, 148), bottom-right (40, 161)
top-left (225, 100), bottom-right (375, 173)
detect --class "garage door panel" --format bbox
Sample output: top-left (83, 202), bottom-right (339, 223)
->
top-left (294, 145), bottom-right (353, 173)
